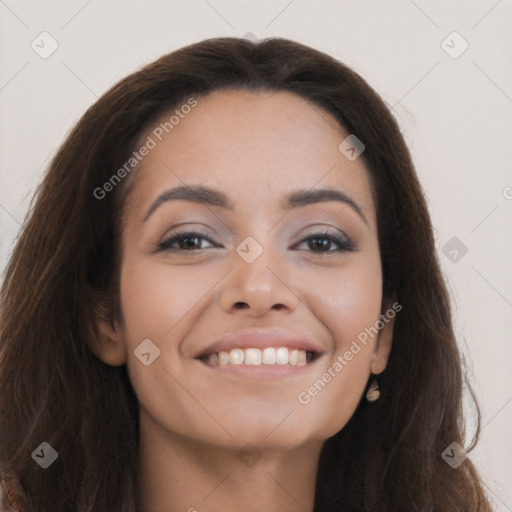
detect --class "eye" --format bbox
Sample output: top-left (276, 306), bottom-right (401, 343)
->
top-left (157, 230), bottom-right (219, 252)
top-left (156, 229), bottom-right (355, 253)
top-left (296, 230), bottom-right (355, 253)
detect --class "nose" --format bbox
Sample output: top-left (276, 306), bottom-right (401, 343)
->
top-left (218, 243), bottom-right (301, 317)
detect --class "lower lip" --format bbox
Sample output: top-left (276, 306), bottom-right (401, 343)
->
top-left (196, 357), bottom-right (321, 379)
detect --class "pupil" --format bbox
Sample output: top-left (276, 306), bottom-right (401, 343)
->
top-left (312, 238), bottom-right (329, 250)
top-left (184, 237), bottom-right (199, 249)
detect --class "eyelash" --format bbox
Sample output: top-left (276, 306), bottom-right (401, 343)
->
top-left (157, 229), bottom-right (355, 254)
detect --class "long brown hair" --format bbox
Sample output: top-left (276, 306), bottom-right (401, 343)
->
top-left (0, 37), bottom-right (493, 511)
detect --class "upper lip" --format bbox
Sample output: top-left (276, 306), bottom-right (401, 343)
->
top-left (194, 328), bottom-right (324, 358)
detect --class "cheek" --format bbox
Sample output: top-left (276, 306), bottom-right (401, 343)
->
top-left (306, 252), bottom-right (383, 348)
top-left (294, 255), bottom-right (382, 437)
top-left (117, 259), bottom-right (224, 438)
top-left (118, 257), bottom-right (212, 343)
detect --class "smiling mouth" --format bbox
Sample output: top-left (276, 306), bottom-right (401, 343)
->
top-left (196, 347), bottom-right (318, 366)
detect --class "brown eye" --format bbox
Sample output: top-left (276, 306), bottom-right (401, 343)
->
top-left (296, 231), bottom-right (355, 253)
top-left (158, 230), bottom-right (219, 251)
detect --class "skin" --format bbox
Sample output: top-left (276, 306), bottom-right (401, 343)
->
top-left (92, 89), bottom-right (395, 512)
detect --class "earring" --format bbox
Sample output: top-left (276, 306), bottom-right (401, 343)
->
top-left (366, 379), bottom-right (380, 402)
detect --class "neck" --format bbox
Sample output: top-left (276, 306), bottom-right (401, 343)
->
top-left (135, 413), bottom-right (323, 512)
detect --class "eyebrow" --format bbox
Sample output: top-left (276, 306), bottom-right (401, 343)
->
top-left (143, 184), bottom-right (368, 224)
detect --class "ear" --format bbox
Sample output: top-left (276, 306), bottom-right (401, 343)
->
top-left (89, 309), bottom-right (127, 367)
top-left (370, 299), bottom-right (397, 375)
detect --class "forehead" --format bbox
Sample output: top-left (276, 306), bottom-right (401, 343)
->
top-left (124, 89), bottom-right (376, 226)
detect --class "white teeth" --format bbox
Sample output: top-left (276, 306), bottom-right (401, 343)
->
top-left (229, 348), bottom-right (244, 365)
top-left (262, 347), bottom-right (276, 364)
top-left (275, 347), bottom-right (289, 365)
top-left (218, 351), bottom-right (230, 366)
top-left (244, 348), bottom-right (262, 365)
top-left (203, 347), bottom-right (313, 366)
top-left (207, 353), bottom-right (219, 365)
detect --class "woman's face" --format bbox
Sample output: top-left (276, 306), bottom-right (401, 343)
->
top-left (96, 89), bottom-right (394, 450)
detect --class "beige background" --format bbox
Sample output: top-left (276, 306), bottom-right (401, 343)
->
top-left (1, 1), bottom-right (511, 509)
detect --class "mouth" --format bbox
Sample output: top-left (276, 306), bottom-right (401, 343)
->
top-left (195, 347), bottom-right (321, 376)
top-left (193, 328), bottom-right (325, 378)
top-left (196, 347), bottom-right (319, 366)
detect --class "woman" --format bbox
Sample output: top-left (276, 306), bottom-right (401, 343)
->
top-left (0, 37), bottom-right (493, 511)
